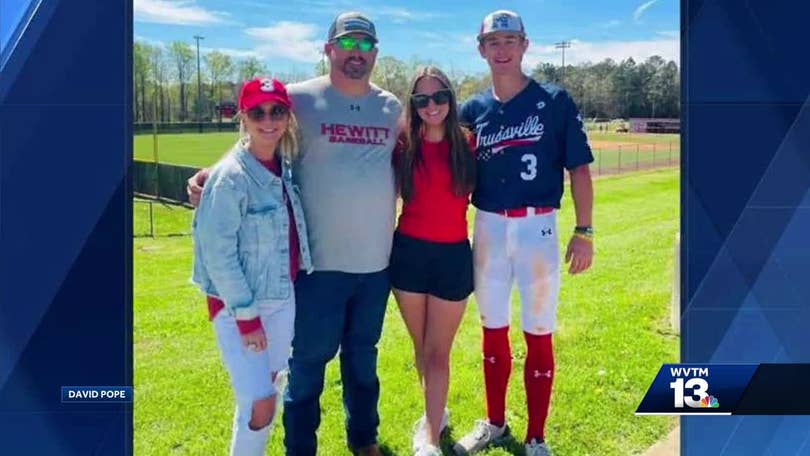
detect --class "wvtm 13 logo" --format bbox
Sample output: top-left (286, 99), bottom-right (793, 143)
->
top-left (670, 366), bottom-right (719, 409)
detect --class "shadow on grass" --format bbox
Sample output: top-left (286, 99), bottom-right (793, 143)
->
top-left (437, 426), bottom-right (526, 456)
top-left (495, 433), bottom-right (527, 455)
top-left (379, 442), bottom-right (396, 455)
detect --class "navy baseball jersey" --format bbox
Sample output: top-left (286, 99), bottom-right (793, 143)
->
top-left (460, 79), bottom-right (593, 212)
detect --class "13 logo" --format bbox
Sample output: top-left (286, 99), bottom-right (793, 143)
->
top-left (669, 368), bottom-right (720, 409)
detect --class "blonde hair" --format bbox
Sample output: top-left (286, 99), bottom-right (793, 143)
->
top-left (237, 110), bottom-right (300, 161)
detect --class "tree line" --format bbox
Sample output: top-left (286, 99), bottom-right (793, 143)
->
top-left (135, 40), bottom-right (679, 124)
top-left (134, 41), bottom-right (309, 123)
top-left (532, 56), bottom-right (679, 119)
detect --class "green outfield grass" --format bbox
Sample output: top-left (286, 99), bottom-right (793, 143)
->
top-left (587, 131), bottom-right (678, 144)
top-left (134, 169), bottom-right (679, 455)
top-left (134, 132), bottom-right (238, 167)
top-left (133, 131), bottom-right (680, 169)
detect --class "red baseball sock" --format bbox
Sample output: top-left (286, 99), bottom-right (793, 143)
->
top-left (482, 326), bottom-right (511, 427)
top-left (524, 332), bottom-right (554, 443)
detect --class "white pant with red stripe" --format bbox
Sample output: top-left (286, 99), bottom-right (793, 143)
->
top-left (473, 208), bottom-right (561, 335)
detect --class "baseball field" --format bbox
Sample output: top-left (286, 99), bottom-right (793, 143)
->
top-left (133, 131), bottom-right (680, 174)
top-left (134, 168), bottom-right (679, 455)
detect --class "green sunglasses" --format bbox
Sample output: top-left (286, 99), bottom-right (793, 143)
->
top-left (334, 35), bottom-right (376, 52)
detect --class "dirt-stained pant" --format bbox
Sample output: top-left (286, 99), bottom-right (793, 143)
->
top-left (473, 209), bottom-right (561, 335)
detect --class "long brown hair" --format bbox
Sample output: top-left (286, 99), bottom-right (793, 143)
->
top-left (395, 66), bottom-right (475, 202)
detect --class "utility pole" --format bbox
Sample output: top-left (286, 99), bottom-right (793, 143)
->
top-left (152, 77), bottom-right (160, 198)
top-left (554, 41), bottom-right (571, 86)
top-left (194, 35), bottom-right (204, 133)
top-left (317, 50), bottom-right (328, 76)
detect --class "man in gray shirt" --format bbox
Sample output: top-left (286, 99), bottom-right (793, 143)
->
top-left (188, 11), bottom-right (400, 456)
top-left (281, 12), bottom-right (400, 456)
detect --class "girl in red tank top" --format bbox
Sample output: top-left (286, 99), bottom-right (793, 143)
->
top-left (390, 66), bottom-right (476, 456)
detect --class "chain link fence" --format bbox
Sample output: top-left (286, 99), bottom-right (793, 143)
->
top-left (134, 199), bottom-right (193, 238)
top-left (133, 138), bottom-right (679, 237)
top-left (591, 141), bottom-right (679, 177)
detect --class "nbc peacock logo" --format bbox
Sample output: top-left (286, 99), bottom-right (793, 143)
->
top-left (700, 395), bottom-right (719, 408)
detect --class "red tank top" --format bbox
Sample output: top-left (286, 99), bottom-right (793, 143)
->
top-left (396, 139), bottom-right (471, 243)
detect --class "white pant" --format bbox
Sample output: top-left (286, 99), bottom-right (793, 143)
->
top-left (473, 209), bottom-right (561, 335)
top-left (214, 297), bottom-right (295, 456)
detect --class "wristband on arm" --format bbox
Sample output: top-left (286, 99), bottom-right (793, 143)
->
top-left (573, 226), bottom-right (594, 242)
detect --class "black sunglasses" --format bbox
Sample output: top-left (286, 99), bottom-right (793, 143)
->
top-left (246, 105), bottom-right (289, 121)
top-left (411, 89), bottom-right (452, 109)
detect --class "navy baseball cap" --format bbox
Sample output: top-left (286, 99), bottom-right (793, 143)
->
top-left (327, 12), bottom-right (378, 42)
top-left (478, 10), bottom-right (525, 41)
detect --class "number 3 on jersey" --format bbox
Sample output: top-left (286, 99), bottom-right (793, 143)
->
top-left (521, 154), bottom-right (538, 181)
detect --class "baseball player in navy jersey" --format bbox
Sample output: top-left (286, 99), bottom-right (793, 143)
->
top-left (454, 10), bottom-right (594, 456)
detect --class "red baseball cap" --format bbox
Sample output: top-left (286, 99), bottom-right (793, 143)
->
top-left (238, 77), bottom-right (292, 111)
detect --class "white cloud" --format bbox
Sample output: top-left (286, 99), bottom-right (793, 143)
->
top-left (245, 22), bottom-right (322, 63)
top-left (236, 0), bottom-right (443, 23)
top-left (657, 30), bottom-right (679, 38)
top-left (633, 0), bottom-right (661, 22)
top-left (134, 0), bottom-right (230, 26)
top-left (375, 6), bottom-right (443, 23)
top-left (419, 32), bottom-right (478, 53)
top-left (134, 36), bottom-right (258, 62)
top-left (523, 37), bottom-right (679, 71)
top-left (134, 35), bottom-right (166, 48)
top-left (202, 46), bottom-right (258, 59)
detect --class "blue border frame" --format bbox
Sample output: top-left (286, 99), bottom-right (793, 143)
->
top-left (682, 0), bottom-right (810, 454)
top-left (0, 0), bottom-right (133, 453)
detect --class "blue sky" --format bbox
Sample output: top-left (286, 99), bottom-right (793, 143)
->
top-left (134, 0), bottom-right (679, 77)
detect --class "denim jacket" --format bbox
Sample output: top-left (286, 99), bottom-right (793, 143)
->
top-left (192, 144), bottom-right (313, 322)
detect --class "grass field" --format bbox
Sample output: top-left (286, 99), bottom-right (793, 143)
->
top-left (133, 131), bottom-right (680, 172)
top-left (134, 168), bottom-right (679, 455)
top-left (134, 132), bottom-right (238, 167)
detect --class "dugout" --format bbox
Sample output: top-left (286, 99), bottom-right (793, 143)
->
top-left (629, 118), bottom-right (680, 134)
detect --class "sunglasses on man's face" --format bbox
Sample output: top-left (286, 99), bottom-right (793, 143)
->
top-left (411, 89), bottom-right (452, 109)
top-left (334, 36), bottom-right (376, 52)
top-left (246, 105), bottom-right (289, 122)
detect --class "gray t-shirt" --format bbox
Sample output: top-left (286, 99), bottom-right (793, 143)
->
top-left (288, 76), bottom-right (402, 273)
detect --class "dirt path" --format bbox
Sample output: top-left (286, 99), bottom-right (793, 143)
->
top-left (641, 427), bottom-right (679, 456)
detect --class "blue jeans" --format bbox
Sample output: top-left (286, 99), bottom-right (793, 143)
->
top-left (283, 269), bottom-right (390, 455)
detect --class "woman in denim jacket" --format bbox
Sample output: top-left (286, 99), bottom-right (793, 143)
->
top-left (192, 77), bottom-right (312, 456)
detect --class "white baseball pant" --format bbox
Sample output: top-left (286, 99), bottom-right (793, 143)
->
top-left (473, 208), bottom-right (561, 335)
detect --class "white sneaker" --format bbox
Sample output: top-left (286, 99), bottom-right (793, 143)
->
top-left (273, 370), bottom-right (288, 416)
top-left (274, 369), bottom-right (288, 395)
top-left (452, 419), bottom-right (508, 454)
top-left (412, 408), bottom-right (450, 451)
top-left (525, 438), bottom-right (552, 456)
top-left (414, 444), bottom-right (442, 456)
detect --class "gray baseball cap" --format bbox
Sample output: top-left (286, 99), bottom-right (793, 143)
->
top-left (478, 10), bottom-right (525, 41)
top-left (327, 12), bottom-right (378, 42)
